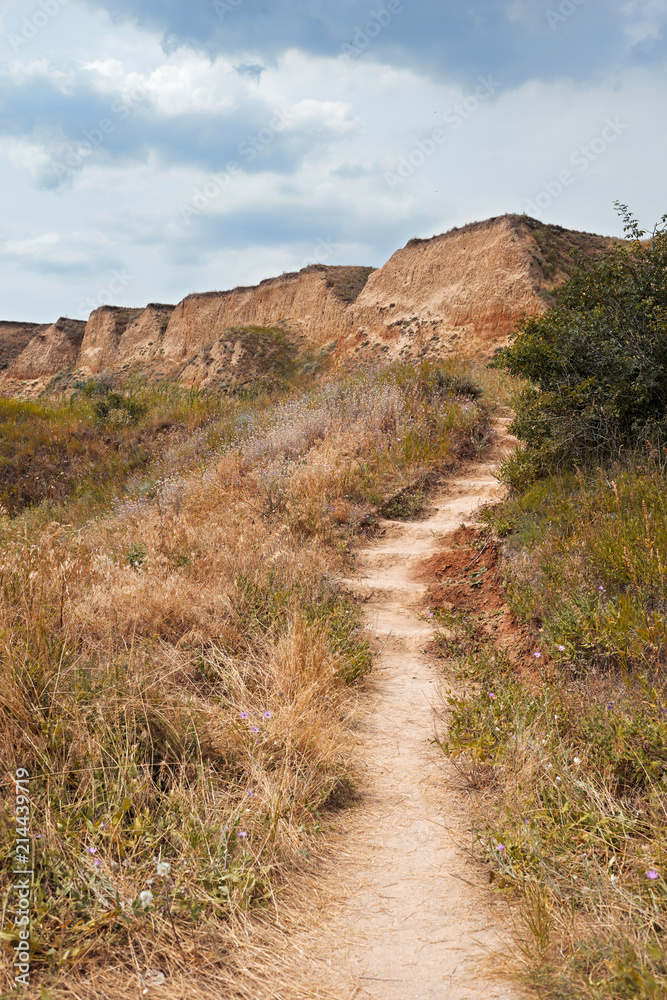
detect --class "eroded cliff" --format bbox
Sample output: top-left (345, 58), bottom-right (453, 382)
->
top-left (0, 216), bottom-right (618, 394)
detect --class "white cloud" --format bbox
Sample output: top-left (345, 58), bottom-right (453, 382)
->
top-left (4, 57), bottom-right (76, 93)
top-left (622, 0), bottom-right (667, 44)
top-left (0, 9), bottom-right (666, 321)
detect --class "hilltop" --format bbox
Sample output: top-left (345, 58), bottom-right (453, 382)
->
top-left (0, 214), bottom-right (617, 396)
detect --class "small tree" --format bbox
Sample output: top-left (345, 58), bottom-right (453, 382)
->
top-left (496, 204), bottom-right (667, 486)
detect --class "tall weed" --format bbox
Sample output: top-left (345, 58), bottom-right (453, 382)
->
top-left (0, 360), bottom-right (486, 996)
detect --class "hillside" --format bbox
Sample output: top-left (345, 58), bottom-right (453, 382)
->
top-left (0, 215), bottom-right (617, 396)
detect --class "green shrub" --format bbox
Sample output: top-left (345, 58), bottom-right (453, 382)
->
top-left (496, 204), bottom-right (667, 476)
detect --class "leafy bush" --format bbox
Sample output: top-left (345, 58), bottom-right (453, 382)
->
top-left (496, 204), bottom-right (667, 483)
top-left (93, 390), bottom-right (147, 425)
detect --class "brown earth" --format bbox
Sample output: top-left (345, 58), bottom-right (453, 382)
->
top-left (344, 213), bottom-right (618, 364)
top-left (6, 317), bottom-right (86, 380)
top-left (282, 417), bottom-right (528, 998)
top-left (0, 214), bottom-right (618, 396)
top-left (0, 320), bottom-right (50, 371)
top-left (161, 265), bottom-right (371, 362)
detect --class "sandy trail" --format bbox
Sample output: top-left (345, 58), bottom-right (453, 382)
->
top-left (301, 418), bottom-right (523, 1000)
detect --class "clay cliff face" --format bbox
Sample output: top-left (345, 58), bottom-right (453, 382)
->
top-left (0, 215), bottom-right (618, 395)
top-left (160, 265), bottom-right (371, 361)
top-left (6, 318), bottom-right (86, 380)
top-left (0, 321), bottom-right (50, 372)
top-left (344, 215), bottom-right (617, 362)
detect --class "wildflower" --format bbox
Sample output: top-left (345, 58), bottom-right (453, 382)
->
top-left (488, 692), bottom-right (496, 700)
top-left (251, 726), bottom-right (259, 734)
top-left (100, 822), bottom-right (107, 830)
top-left (533, 651), bottom-right (541, 659)
top-left (247, 788), bottom-right (254, 798)
top-left (496, 843), bottom-right (505, 851)
top-left (598, 584), bottom-right (605, 592)
top-left (606, 702), bottom-right (613, 710)
top-left (87, 846), bottom-right (97, 855)
top-left (95, 858), bottom-right (103, 868)
top-left (156, 862), bottom-right (171, 878)
top-left (647, 870), bottom-right (660, 880)
top-left (557, 645), bottom-right (565, 652)
top-left (139, 890), bottom-right (154, 908)
top-left (264, 710), bottom-right (272, 719)
top-left (238, 831), bottom-right (248, 839)
top-left (573, 756), bottom-right (581, 764)
top-left (240, 711), bottom-right (248, 720)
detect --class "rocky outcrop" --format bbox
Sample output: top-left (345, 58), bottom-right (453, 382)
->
top-left (117, 303), bottom-right (175, 364)
top-left (0, 216), bottom-right (619, 394)
top-left (78, 306), bottom-right (145, 373)
top-left (6, 318), bottom-right (86, 379)
top-left (0, 321), bottom-right (50, 371)
top-left (161, 265), bottom-right (372, 361)
top-left (344, 215), bottom-right (617, 362)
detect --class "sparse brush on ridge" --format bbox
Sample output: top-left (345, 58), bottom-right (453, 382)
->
top-left (0, 359), bottom-right (487, 998)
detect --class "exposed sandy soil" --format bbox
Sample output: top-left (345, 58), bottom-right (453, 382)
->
top-left (294, 418), bottom-right (528, 999)
top-left (1, 214), bottom-right (619, 395)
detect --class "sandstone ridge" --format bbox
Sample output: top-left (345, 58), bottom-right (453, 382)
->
top-left (1, 215), bottom-right (617, 395)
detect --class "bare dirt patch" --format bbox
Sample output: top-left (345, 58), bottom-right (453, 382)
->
top-left (289, 418), bottom-right (528, 999)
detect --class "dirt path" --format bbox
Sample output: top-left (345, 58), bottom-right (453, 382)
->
top-left (302, 418), bottom-right (524, 999)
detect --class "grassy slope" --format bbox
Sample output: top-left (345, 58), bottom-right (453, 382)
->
top-left (439, 430), bottom-right (667, 998)
top-left (0, 361), bottom-right (488, 998)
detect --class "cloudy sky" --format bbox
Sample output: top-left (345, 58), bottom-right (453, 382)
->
top-left (0, 0), bottom-right (665, 322)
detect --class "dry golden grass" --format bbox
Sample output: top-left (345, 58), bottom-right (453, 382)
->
top-left (0, 361), bottom-right (487, 998)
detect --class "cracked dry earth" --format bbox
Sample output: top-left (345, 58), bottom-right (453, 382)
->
top-left (303, 418), bottom-right (524, 1000)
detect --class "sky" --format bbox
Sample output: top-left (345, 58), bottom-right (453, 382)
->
top-left (0, 0), bottom-right (665, 322)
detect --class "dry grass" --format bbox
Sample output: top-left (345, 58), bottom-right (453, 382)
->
top-left (439, 458), bottom-right (667, 999)
top-left (0, 360), bottom-right (487, 998)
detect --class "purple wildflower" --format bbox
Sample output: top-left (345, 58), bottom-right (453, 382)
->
top-left (264, 710), bottom-right (272, 719)
top-left (496, 843), bottom-right (505, 851)
top-left (238, 831), bottom-right (248, 839)
top-left (534, 651), bottom-right (541, 659)
top-left (557, 645), bottom-right (565, 652)
top-left (489, 692), bottom-right (496, 700)
top-left (240, 711), bottom-right (248, 720)
top-left (647, 870), bottom-right (660, 880)
top-left (247, 788), bottom-right (254, 798)
top-left (87, 846), bottom-right (97, 855)
top-left (251, 726), bottom-right (259, 734)
top-left (95, 858), bottom-right (103, 868)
